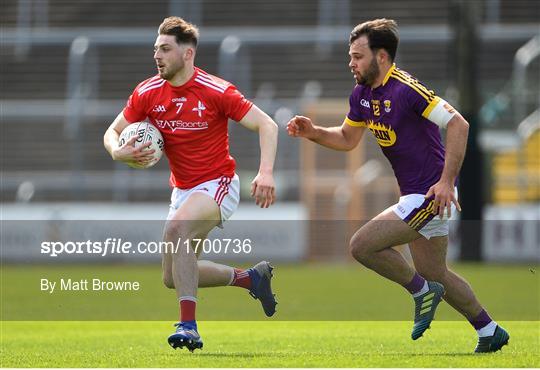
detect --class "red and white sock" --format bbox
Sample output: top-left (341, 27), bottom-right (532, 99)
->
top-left (230, 268), bottom-right (252, 289)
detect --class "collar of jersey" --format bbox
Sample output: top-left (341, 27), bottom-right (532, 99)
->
top-left (370, 63), bottom-right (395, 93)
top-left (166, 67), bottom-right (199, 89)
top-left (381, 63), bottom-right (396, 87)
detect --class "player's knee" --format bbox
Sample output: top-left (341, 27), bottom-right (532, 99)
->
top-left (164, 220), bottom-right (197, 244)
top-left (349, 233), bottom-right (370, 264)
top-left (163, 275), bottom-right (175, 289)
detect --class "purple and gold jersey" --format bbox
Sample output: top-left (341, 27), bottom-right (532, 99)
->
top-left (345, 64), bottom-right (456, 195)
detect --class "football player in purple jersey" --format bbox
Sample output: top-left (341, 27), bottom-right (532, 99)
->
top-left (287, 18), bottom-right (508, 353)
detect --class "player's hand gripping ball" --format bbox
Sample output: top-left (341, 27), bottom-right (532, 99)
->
top-left (118, 122), bottom-right (164, 169)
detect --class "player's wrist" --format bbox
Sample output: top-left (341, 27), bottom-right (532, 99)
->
top-left (110, 148), bottom-right (121, 161)
top-left (111, 148), bottom-right (128, 162)
top-left (438, 175), bottom-right (455, 186)
top-left (308, 126), bottom-right (321, 141)
top-left (258, 166), bottom-right (274, 176)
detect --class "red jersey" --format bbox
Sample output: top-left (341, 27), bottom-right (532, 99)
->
top-left (122, 67), bottom-right (253, 189)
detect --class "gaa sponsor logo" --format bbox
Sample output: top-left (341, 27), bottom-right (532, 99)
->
top-left (154, 119), bottom-right (209, 131)
top-left (152, 105), bottom-right (166, 113)
top-left (360, 99), bottom-right (370, 108)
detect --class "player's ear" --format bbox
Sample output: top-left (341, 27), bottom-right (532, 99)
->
top-left (376, 49), bottom-right (386, 64)
top-left (184, 47), bottom-right (195, 61)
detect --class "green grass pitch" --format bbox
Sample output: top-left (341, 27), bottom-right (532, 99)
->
top-left (1, 263), bottom-right (539, 367)
top-left (2, 321), bottom-right (539, 367)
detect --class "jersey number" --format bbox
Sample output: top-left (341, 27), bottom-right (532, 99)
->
top-left (175, 103), bottom-right (184, 114)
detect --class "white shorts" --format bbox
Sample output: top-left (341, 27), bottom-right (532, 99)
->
top-left (391, 188), bottom-right (458, 239)
top-left (167, 174), bottom-right (240, 225)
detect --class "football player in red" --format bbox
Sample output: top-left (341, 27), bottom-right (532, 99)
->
top-left (104, 16), bottom-right (278, 352)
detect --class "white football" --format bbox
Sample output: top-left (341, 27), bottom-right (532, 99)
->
top-left (118, 121), bottom-right (164, 169)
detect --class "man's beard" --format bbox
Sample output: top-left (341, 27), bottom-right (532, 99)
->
top-left (356, 58), bottom-right (380, 86)
top-left (159, 60), bottom-right (184, 80)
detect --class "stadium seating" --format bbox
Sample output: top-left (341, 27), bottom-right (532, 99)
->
top-left (1, 0), bottom-right (539, 202)
top-left (492, 129), bottom-right (540, 203)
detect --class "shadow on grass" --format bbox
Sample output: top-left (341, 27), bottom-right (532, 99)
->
top-left (403, 352), bottom-right (491, 357)
top-left (195, 352), bottom-right (288, 358)
top-left (165, 351), bottom-right (480, 358)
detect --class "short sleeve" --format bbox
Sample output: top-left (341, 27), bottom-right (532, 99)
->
top-left (221, 86), bottom-right (254, 122)
top-left (403, 82), bottom-right (456, 128)
top-left (122, 87), bottom-right (148, 123)
top-left (401, 79), bottom-right (436, 116)
top-left (344, 89), bottom-right (367, 127)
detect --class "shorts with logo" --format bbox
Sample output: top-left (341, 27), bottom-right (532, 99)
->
top-left (391, 187), bottom-right (458, 239)
top-left (167, 174), bottom-right (240, 225)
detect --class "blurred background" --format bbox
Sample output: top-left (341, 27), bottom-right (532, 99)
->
top-left (1, 0), bottom-right (539, 264)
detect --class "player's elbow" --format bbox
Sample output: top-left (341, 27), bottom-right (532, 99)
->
top-left (449, 114), bottom-right (469, 132)
top-left (103, 127), bottom-right (121, 159)
top-left (334, 144), bottom-right (354, 152)
top-left (340, 131), bottom-right (357, 151)
top-left (342, 141), bottom-right (356, 151)
top-left (103, 130), bottom-right (111, 150)
top-left (103, 128), bottom-right (114, 148)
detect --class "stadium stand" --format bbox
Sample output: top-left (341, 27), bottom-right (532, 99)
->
top-left (1, 0), bottom-right (539, 203)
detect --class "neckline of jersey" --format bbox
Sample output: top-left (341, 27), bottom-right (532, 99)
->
top-left (165, 67), bottom-right (200, 90)
top-left (370, 63), bottom-right (396, 93)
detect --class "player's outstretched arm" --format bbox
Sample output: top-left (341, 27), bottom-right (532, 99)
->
top-left (286, 115), bottom-right (365, 151)
top-left (238, 105), bottom-right (278, 208)
top-left (426, 112), bottom-right (469, 218)
top-left (103, 112), bottom-right (155, 167)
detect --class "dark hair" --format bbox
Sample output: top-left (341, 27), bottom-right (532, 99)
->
top-left (349, 18), bottom-right (399, 62)
top-left (158, 16), bottom-right (199, 47)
